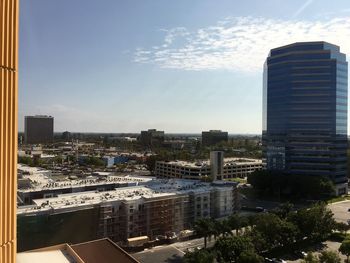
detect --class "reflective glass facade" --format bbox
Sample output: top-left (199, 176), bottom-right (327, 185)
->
top-left (262, 42), bottom-right (348, 194)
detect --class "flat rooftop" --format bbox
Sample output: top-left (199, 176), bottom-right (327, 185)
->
top-left (18, 164), bottom-right (153, 192)
top-left (17, 238), bottom-right (139, 263)
top-left (157, 158), bottom-right (262, 169)
top-left (17, 179), bottom-right (236, 215)
top-left (71, 238), bottom-right (139, 263)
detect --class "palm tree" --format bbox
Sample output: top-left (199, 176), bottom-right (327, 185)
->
top-left (194, 218), bottom-right (214, 248)
top-left (228, 214), bottom-right (243, 235)
top-left (219, 219), bottom-right (232, 237)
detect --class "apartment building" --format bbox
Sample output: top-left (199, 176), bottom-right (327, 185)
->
top-left (17, 179), bottom-right (239, 251)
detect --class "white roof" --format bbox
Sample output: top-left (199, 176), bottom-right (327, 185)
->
top-left (17, 179), bottom-right (234, 215)
top-left (17, 250), bottom-right (74, 263)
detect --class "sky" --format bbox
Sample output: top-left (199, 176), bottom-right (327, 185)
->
top-left (19, 0), bottom-right (350, 134)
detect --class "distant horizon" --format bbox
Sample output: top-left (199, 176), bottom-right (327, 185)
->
top-left (18, 130), bottom-right (262, 136)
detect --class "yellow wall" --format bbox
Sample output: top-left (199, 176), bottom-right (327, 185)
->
top-left (0, 0), bottom-right (19, 262)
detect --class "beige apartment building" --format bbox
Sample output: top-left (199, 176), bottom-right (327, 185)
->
top-left (17, 179), bottom-right (239, 251)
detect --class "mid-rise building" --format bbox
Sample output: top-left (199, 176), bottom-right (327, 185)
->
top-left (263, 42), bottom-right (348, 195)
top-left (24, 115), bottom-right (54, 144)
top-left (155, 156), bottom-right (262, 180)
top-left (139, 129), bottom-right (165, 146)
top-left (202, 130), bottom-right (228, 146)
top-left (17, 179), bottom-right (239, 251)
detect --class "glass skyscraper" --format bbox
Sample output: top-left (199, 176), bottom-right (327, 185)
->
top-left (263, 42), bottom-right (348, 195)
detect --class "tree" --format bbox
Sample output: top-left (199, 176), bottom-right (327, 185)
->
top-left (214, 235), bottom-right (254, 262)
top-left (246, 229), bottom-right (268, 254)
top-left (212, 219), bottom-right (232, 239)
top-left (277, 220), bottom-right (299, 247)
top-left (228, 214), bottom-right (248, 235)
top-left (288, 203), bottom-right (335, 242)
top-left (238, 250), bottom-right (264, 263)
top-left (194, 218), bottom-right (215, 249)
top-left (271, 202), bottom-right (294, 219)
top-left (335, 222), bottom-right (350, 235)
top-left (302, 253), bottom-right (319, 263)
top-left (252, 213), bottom-right (284, 249)
top-left (339, 238), bottom-right (350, 263)
top-left (183, 249), bottom-right (215, 263)
top-left (318, 250), bottom-right (341, 263)
top-left (18, 156), bottom-right (33, 166)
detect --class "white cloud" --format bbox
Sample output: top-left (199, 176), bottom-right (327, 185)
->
top-left (134, 16), bottom-right (350, 72)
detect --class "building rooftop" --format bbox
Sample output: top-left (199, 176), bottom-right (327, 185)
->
top-left (71, 238), bottom-right (139, 263)
top-left (157, 158), bottom-right (262, 169)
top-left (17, 179), bottom-right (236, 215)
top-left (17, 238), bottom-right (139, 263)
top-left (18, 164), bottom-right (153, 193)
top-left (17, 249), bottom-right (75, 263)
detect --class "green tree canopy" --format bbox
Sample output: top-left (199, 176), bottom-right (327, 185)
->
top-left (214, 235), bottom-right (254, 262)
top-left (237, 250), bottom-right (264, 263)
top-left (194, 218), bottom-right (215, 248)
top-left (319, 250), bottom-right (341, 263)
top-left (339, 238), bottom-right (350, 263)
top-left (183, 249), bottom-right (215, 263)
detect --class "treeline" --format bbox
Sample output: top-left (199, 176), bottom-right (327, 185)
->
top-left (185, 203), bottom-right (347, 263)
top-left (247, 170), bottom-right (335, 199)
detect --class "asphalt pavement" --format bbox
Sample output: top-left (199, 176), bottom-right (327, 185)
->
top-left (329, 200), bottom-right (350, 224)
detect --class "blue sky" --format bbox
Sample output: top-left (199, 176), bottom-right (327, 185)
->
top-left (19, 0), bottom-right (350, 133)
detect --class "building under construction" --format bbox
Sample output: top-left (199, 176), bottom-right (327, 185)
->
top-left (17, 179), bottom-right (239, 251)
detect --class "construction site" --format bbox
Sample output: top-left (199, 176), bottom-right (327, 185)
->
top-left (17, 177), bottom-right (239, 252)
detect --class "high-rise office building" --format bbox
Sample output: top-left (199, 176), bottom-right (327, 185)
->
top-left (24, 115), bottom-right (54, 144)
top-left (263, 42), bottom-right (348, 195)
top-left (202, 130), bottom-right (228, 146)
top-left (0, 0), bottom-right (19, 262)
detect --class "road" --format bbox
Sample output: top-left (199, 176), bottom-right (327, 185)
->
top-left (132, 236), bottom-right (216, 263)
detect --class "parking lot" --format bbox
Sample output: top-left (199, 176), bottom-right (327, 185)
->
top-left (329, 200), bottom-right (350, 224)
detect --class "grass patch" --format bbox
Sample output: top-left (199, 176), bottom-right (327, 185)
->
top-left (226, 177), bottom-right (247, 183)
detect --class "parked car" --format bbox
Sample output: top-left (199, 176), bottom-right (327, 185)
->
top-left (272, 258), bottom-right (287, 263)
top-left (294, 251), bottom-right (308, 258)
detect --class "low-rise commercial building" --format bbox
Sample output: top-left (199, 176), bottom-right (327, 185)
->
top-left (17, 165), bottom-right (153, 205)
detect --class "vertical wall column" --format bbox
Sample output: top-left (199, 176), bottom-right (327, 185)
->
top-left (0, 0), bottom-right (19, 262)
